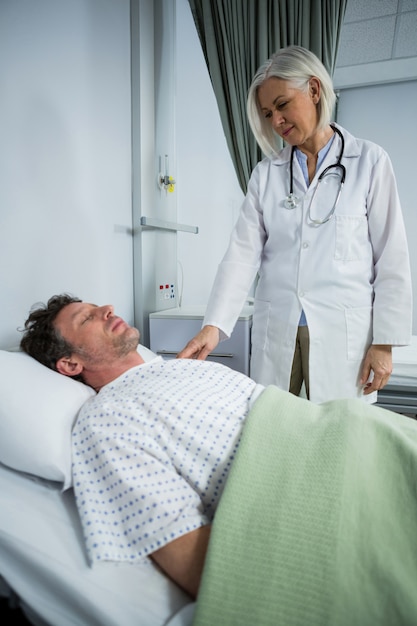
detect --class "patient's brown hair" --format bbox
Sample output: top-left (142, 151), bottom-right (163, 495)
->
top-left (20, 294), bottom-right (82, 372)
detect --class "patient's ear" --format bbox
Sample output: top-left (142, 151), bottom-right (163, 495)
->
top-left (56, 356), bottom-right (83, 378)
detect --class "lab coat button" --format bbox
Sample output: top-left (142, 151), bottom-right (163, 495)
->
top-left (299, 291), bottom-right (305, 298)
top-left (302, 241), bottom-right (309, 249)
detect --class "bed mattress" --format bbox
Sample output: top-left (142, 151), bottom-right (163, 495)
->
top-left (0, 463), bottom-right (195, 626)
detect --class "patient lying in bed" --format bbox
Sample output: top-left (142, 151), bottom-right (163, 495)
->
top-left (20, 294), bottom-right (417, 625)
top-left (20, 294), bottom-right (264, 599)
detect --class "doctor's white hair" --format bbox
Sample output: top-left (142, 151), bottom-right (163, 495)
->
top-left (247, 46), bottom-right (336, 157)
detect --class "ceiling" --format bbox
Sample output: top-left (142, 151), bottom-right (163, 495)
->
top-left (334, 0), bottom-right (417, 88)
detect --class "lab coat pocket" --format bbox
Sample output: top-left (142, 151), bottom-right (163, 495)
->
top-left (334, 215), bottom-right (370, 261)
top-left (345, 306), bottom-right (373, 360)
top-left (252, 300), bottom-right (271, 351)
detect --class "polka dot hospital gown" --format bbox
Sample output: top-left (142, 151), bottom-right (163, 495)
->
top-left (72, 357), bottom-right (264, 564)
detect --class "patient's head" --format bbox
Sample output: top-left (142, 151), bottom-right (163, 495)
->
top-left (20, 294), bottom-right (82, 373)
top-left (21, 294), bottom-right (143, 389)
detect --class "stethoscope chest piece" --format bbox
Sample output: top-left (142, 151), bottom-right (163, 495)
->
top-left (284, 192), bottom-right (300, 210)
top-left (284, 124), bottom-right (346, 224)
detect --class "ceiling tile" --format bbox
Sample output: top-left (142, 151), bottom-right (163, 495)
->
top-left (337, 16), bottom-right (396, 66)
top-left (343, 0), bottom-right (398, 23)
top-left (401, 0), bottom-right (417, 12)
top-left (394, 11), bottom-right (417, 57)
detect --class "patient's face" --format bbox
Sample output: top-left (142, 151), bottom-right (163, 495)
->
top-left (54, 301), bottom-right (140, 365)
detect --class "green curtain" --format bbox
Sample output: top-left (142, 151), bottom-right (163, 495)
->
top-left (187, 0), bottom-right (348, 192)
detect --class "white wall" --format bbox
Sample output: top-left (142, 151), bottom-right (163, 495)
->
top-left (128, 0), bottom-right (244, 345)
top-left (132, 0), bottom-right (180, 346)
top-left (0, 0), bottom-right (133, 349)
top-left (337, 81), bottom-right (417, 332)
top-left (0, 0), bottom-right (243, 351)
top-left (174, 0), bottom-right (244, 307)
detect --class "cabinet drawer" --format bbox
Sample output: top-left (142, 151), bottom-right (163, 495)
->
top-left (149, 317), bottom-right (251, 375)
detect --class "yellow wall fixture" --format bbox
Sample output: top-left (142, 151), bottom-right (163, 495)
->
top-left (158, 154), bottom-right (176, 193)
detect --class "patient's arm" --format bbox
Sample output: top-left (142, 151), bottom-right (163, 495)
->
top-left (150, 525), bottom-right (211, 599)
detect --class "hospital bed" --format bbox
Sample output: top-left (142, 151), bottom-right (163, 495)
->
top-left (2, 337), bottom-right (416, 625)
top-left (0, 346), bottom-right (195, 626)
top-left (376, 336), bottom-right (417, 417)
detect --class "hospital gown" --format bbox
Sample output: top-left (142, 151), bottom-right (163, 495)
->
top-left (72, 357), bottom-right (263, 565)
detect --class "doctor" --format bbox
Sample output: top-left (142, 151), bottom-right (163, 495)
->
top-left (178, 46), bottom-right (412, 404)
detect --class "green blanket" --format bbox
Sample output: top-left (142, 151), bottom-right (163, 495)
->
top-left (193, 386), bottom-right (417, 626)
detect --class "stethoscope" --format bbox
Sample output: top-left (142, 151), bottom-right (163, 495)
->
top-left (284, 124), bottom-right (346, 225)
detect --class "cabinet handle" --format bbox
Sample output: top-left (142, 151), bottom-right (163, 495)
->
top-left (156, 350), bottom-right (235, 359)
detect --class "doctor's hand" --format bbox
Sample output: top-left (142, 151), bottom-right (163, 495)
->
top-left (360, 344), bottom-right (392, 395)
top-left (176, 325), bottom-right (220, 361)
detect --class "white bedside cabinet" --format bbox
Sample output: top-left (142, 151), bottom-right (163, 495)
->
top-left (149, 305), bottom-right (253, 376)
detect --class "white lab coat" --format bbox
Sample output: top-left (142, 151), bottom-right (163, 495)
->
top-left (203, 125), bottom-right (412, 403)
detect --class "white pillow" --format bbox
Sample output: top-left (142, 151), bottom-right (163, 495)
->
top-left (0, 350), bottom-right (95, 489)
top-left (0, 346), bottom-right (158, 489)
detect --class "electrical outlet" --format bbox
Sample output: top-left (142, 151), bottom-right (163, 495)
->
top-left (157, 282), bottom-right (176, 304)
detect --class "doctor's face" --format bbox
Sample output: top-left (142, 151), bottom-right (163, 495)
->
top-left (257, 76), bottom-right (320, 147)
top-left (54, 301), bottom-right (140, 364)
